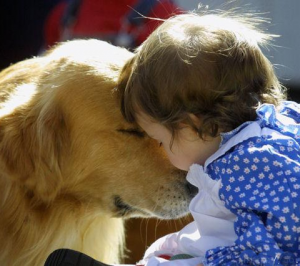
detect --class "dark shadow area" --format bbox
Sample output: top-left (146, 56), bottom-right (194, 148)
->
top-left (0, 0), bottom-right (62, 70)
top-left (287, 86), bottom-right (300, 103)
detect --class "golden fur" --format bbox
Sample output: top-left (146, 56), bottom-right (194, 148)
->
top-left (0, 40), bottom-right (194, 266)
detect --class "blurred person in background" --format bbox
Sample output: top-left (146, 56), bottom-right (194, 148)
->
top-left (0, 0), bottom-right (183, 70)
top-left (44, 0), bottom-right (183, 50)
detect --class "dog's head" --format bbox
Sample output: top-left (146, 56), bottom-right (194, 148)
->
top-left (0, 40), bottom-right (197, 219)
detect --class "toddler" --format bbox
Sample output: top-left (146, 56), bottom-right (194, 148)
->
top-left (119, 11), bottom-right (300, 266)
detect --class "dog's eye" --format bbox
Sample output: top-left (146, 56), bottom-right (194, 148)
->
top-left (117, 129), bottom-right (145, 138)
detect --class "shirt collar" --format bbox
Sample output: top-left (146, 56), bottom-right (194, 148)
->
top-left (220, 121), bottom-right (253, 146)
top-left (204, 121), bottom-right (262, 171)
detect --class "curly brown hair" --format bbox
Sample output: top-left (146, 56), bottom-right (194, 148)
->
top-left (118, 11), bottom-right (286, 140)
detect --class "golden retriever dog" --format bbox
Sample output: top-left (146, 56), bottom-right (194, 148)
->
top-left (0, 39), bottom-right (196, 266)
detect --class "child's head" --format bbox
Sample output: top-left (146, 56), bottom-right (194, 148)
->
top-left (120, 12), bottom-right (286, 138)
top-left (118, 11), bottom-right (287, 169)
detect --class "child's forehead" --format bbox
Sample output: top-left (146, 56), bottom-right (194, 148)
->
top-left (136, 111), bottom-right (157, 126)
top-left (136, 112), bottom-right (170, 137)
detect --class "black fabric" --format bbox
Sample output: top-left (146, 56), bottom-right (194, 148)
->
top-left (45, 249), bottom-right (111, 266)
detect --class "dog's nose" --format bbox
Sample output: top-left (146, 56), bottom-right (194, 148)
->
top-left (185, 182), bottom-right (198, 197)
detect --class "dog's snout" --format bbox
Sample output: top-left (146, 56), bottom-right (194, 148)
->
top-left (185, 182), bottom-right (198, 197)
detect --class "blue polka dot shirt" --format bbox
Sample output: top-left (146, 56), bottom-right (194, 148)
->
top-left (204, 101), bottom-right (300, 265)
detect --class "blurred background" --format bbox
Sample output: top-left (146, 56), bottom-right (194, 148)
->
top-left (178, 0), bottom-right (300, 100)
top-left (0, 0), bottom-right (299, 264)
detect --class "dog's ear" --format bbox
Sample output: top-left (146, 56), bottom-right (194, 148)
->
top-left (0, 87), bottom-right (69, 203)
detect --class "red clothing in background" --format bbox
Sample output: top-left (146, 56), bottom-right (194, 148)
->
top-left (44, 0), bottom-right (183, 48)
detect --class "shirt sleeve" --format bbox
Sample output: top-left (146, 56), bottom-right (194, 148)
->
top-left (205, 140), bottom-right (300, 265)
top-left (144, 257), bottom-right (205, 266)
top-left (140, 222), bottom-right (206, 266)
top-left (142, 231), bottom-right (182, 261)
